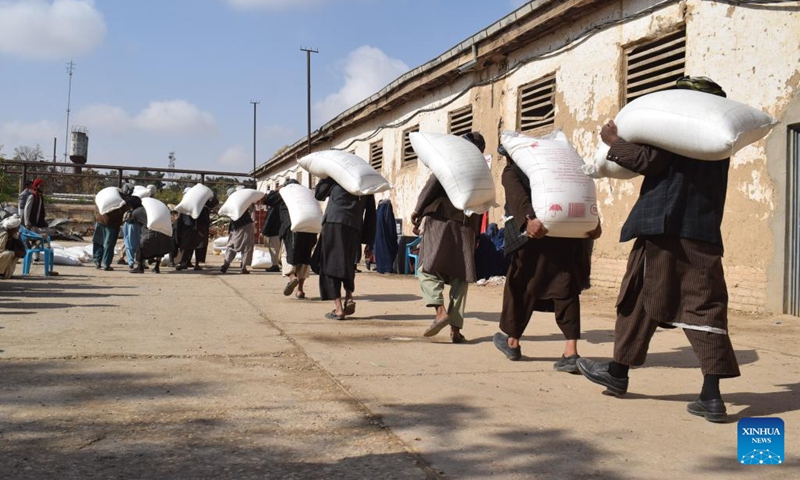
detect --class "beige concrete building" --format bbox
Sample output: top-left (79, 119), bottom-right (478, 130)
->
top-left (255, 0), bottom-right (800, 315)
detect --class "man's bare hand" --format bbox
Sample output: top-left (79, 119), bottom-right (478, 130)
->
top-left (526, 217), bottom-right (548, 239)
top-left (600, 120), bottom-right (620, 146)
top-left (587, 221), bottom-right (602, 240)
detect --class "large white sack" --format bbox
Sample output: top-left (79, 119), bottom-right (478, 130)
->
top-left (409, 132), bottom-right (496, 215)
top-left (218, 188), bottom-right (265, 221)
top-left (299, 150), bottom-right (391, 196)
top-left (141, 197), bottom-right (173, 236)
top-left (615, 90), bottom-right (777, 161)
top-left (53, 252), bottom-right (82, 266)
top-left (174, 183), bottom-right (214, 219)
top-left (212, 236), bottom-right (229, 250)
top-left (582, 142), bottom-right (639, 180)
top-left (133, 185), bottom-right (150, 198)
top-left (279, 183), bottom-right (322, 233)
top-left (64, 246), bottom-right (93, 263)
top-left (501, 130), bottom-right (599, 238)
top-left (250, 249), bottom-right (273, 269)
top-left (95, 187), bottom-right (126, 215)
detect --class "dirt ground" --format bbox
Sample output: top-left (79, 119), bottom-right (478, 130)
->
top-left (0, 246), bottom-right (798, 479)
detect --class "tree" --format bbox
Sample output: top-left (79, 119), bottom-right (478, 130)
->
top-left (13, 145), bottom-right (44, 163)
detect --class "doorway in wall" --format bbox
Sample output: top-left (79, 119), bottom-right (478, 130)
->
top-left (786, 124), bottom-right (800, 316)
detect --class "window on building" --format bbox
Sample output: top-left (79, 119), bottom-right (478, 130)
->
top-left (624, 28), bottom-right (686, 104)
top-left (370, 141), bottom-right (384, 171)
top-left (518, 73), bottom-right (556, 133)
top-left (448, 106), bottom-right (473, 137)
top-left (403, 126), bottom-right (420, 164)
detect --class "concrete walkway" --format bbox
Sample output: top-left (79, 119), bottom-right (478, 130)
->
top-left (1, 251), bottom-right (798, 479)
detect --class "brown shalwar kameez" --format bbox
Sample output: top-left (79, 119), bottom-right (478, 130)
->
top-left (607, 139), bottom-right (740, 377)
top-left (499, 163), bottom-right (591, 341)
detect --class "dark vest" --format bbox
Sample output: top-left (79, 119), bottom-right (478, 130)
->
top-left (621, 156), bottom-right (729, 248)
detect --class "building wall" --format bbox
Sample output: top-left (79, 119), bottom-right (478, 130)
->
top-left (259, 0), bottom-right (800, 313)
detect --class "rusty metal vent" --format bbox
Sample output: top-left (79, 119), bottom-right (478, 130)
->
top-left (370, 141), bottom-right (384, 171)
top-left (625, 29), bottom-right (686, 103)
top-left (518, 73), bottom-right (556, 132)
top-left (448, 106), bottom-right (474, 137)
top-left (403, 126), bottom-right (420, 163)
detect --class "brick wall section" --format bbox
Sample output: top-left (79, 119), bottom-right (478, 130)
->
top-left (588, 258), bottom-right (769, 314)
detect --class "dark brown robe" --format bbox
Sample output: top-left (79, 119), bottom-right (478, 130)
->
top-left (499, 163), bottom-right (591, 339)
top-left (413, 174), bottom-right (482, 283)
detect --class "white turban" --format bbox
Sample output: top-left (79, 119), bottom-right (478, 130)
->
top-left (146, 185), bottom-right (157, 196)
top-left (1, 215), bottom-right (21, 230)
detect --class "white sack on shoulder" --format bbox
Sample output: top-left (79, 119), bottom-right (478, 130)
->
top-left (409, 132), bottom-right (496, 215)
top-left (615, 90), bottom-right (777, 161)
top-left (141, 197), bottom-right (173, 236)
top-left (582, 142), bottom-right (639, 180)
top-left (133, 185), bottom-right (152, 198)
top-left (501, 130), bottom-right (599, 238)
top-left (279, 183), bottom-right (323, 233)
top-left (218, 188), bottom-right (265, 221)
top-left (95, 187), bottom-right (126, 215)
top-left (299, 150), bottom-right (391, 196)
top-left (175, 183), bottom-right (214, 219)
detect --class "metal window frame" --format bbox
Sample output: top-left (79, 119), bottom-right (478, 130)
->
top-left (623, 28), bottom-right (686, 105)
top-left (786, 124), bottom-right (800, 316)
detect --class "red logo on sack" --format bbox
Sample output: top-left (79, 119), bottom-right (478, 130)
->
top-left (568, 203), bottom-right (586, 218)
top-left (548, 203), bottom-right (563, 218)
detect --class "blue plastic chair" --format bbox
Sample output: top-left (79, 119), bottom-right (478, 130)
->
top-left (19, 226), bottom-right (54, 276)
top-left (404, 236), bottom-right (421, 277)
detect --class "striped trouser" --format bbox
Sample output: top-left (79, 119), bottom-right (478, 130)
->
top-left (613, 238), bottom-right (740, 377)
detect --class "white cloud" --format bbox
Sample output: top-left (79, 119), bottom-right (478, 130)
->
top-left (0, 120), bottom-right (61, 148)
top-left (134, 101), bottom-right (217, 134)
top-left (218, 145), bottom-right (249, 168)
top-left (314, 45), bottom-right (409, 124)
top-left (74, 100), bottom-right (217, 135)
top-left (224, 0), bottom-right (327, 10)
top-left (73, 104), bottom-right (130, 133)
top-left (0, 0), bottom-right (106, 60)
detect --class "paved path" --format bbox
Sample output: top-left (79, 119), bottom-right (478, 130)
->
top-left (1, 253), bottom-right (798, 479)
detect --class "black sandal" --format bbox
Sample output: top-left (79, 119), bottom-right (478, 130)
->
top-left (324, 310), bottom-right (345, 320)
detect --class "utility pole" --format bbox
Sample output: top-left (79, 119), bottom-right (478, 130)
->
top-left (250, 100), bottom-right (259, 186)
top-left (64, 61), bottom-right (75, 163)
top-left (301, 47), bottom-right (318, 188)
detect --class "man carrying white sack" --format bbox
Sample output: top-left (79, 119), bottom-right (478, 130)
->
top-left (220, 206), bottom-right (255, 275)
top-left (412, 131), bottom-right (486, 344)
top-left (492, 145), bottom-right (601, 370)
top-left (576, 76), bottom-right (740, 423)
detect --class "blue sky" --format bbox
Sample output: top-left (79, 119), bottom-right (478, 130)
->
top-left (0, 0), bottom-right (526, 173)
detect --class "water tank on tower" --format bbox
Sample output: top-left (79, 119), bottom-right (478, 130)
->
top-left (70, 126), bottom-right (88, 165)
